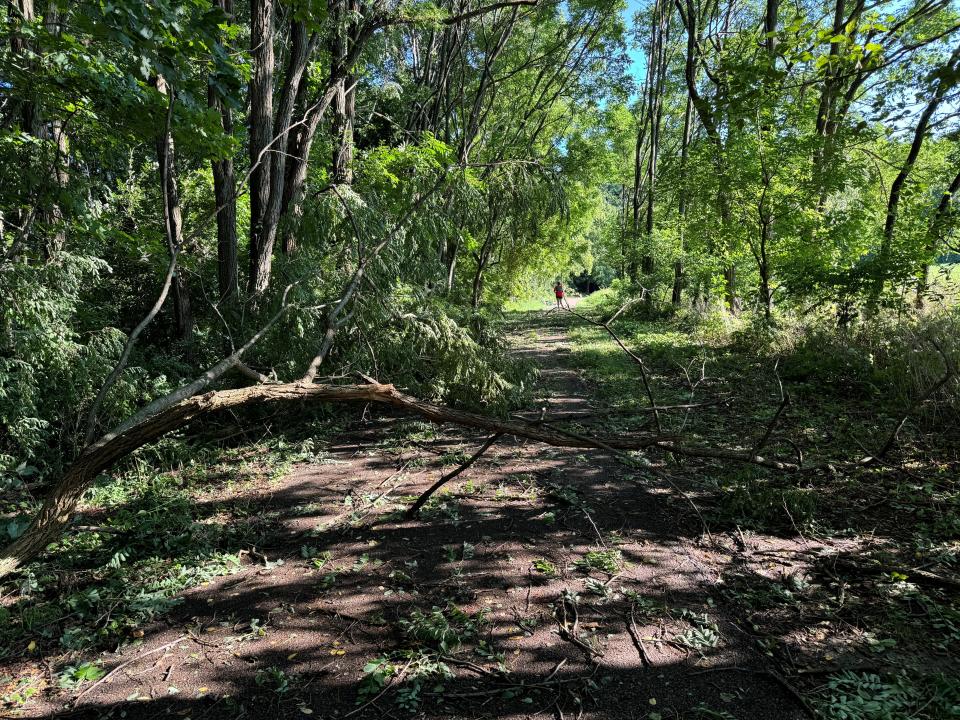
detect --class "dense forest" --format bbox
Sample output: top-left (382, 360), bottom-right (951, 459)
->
top-left (2, 0), bottom-right (960, 717)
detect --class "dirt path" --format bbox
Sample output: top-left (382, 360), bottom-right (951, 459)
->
top-left (31, 309), bottom-right (811, 720)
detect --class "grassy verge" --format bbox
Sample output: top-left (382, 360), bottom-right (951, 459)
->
top-left (566, 290), bottom-right (960, 719)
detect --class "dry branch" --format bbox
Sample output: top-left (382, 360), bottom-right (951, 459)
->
top-left (563, 306), bottom-right (663, 433)
top-left (406, 433), bottom-right (503, 517)
top-left (1, 379), bottom-right (798, 577)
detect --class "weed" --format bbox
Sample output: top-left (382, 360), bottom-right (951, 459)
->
top-left (817, 670), bottom-right (960, 720)
top-left (546, 482), bottom-right (586, 508)
top-left (57, 662), bottom-right (105, 689)
top-left (1, 674), bottom-right (42, 706)
top-left (300, 546), bottom-right (332, 565)
top-left (254, 666), bottom-right (291, 694)
top-left (574, 549), bottom-right (622, 574)
top-left (532, 558), bottom-right (558, 577)
top-left (674, 609), bottom-right (720, 653)
top-left (474, 640), bottom-right (507, 670)
top-left (358, 650), bottom-right (453, 713)
top-left (399, 604), bottom-right (487, 652)
top-left (420, 497), bottom-right (462, 523)
top-left (625, 591), bottom-right (661, 617)
top-left (583, 577), bottom-right (612, 599)
top-left (674, 625), bottom-right (720, 652)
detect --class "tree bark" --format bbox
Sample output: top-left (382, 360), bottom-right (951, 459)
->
top-left (764, 0), bottom-right (778, 56)
top-left (210, 0), bottom-right (238, 302)
top-left (673, 96), bottom-right (694, 306)
top-left (330, 0), bottom-right (359, 184)
top-left (0, 379), bottom-right (800, 578)
top-left (247, 0), bottom-right (276, 294)
top-left (643, 0), bottom-right (669, 278)
top-left (155, 78), bottom-right (193, 346)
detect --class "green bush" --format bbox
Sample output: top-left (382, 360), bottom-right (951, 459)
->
top-left (818, 670), bottom-right (960, 720)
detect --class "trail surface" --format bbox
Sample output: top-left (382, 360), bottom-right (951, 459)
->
top-left (31, 307), bottom-right (810, 720)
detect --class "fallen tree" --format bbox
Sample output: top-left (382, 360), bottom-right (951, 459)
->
top-left (0, 378), bottom-right (803, 578)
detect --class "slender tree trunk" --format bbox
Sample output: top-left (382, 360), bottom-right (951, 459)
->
top-left (642, 0), bottom-right (669, 279)
top-left (676, 0), bottom-right (737, 313)
top-left (445, 236), bottom-right (460, 292)
top-left (758, 213), bottom-right (773, 322)
top-left (764, 0), bottom-right (778, 55)
top-left (875, 44), bottom-right (960, 302)
top-left (814, 0), bottom-right (865, 205)
top-left (331, 76), bottom-right (356, 183)
top-left (247, 0), bottom-right (276, 294)
top-left (759, 0), bottom-right (777, 323)
top-left (673, 96), bottom-right (694, 306)
top-left (155, 79), bottom-right (193, 347)
top-left (330, 0), bottom-right (358, 184)
top-left (631, 10), bottom-right (654, 284)
top-left (281, 105), bottom-right (325, 254)
top-left (471, 216), bottom-right (497, 308)
top-left (915, 167), bottom-right (960, 308)
top-left (620, 184), bottom-right (628, 280)
top-left (41, 1), bottom-right (67, 256)
top-left (471, 261), bottom-right (485, 308)
top-left (210, 0), bottom-right (238, 302)
top-left (9, 0), bottom-right (38, 133)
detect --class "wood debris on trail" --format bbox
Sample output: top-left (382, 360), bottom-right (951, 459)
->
top-left (3, 309), bottom-right (869, 720)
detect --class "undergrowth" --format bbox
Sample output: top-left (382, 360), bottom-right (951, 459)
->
top-left (0, 410), bottom-right (343, 672)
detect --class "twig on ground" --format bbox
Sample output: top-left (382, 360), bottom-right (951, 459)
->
top-left (343, 656), bottom-right (414, 718)
top-left (73, 636), bottom-right (188, 705)
top-left (406, 432), bottom-right (503, 517)
top-left (626, 606), bottom-right (652, 668)
top-left (582, 508), bottom-right (607, 548)
top-left (554, 592), bottom-right (602, 662)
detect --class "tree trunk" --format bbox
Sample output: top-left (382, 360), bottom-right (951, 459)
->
top-left (676, 0), bottom-right (737, 313)
top-left (916, 167), bottom-right (960, 308)
top-left (764, 0), bottom-right (778, 56)
top-left (210, 0), bottom-right (238, 302)
top-left (155, 78), bottom-right (193, 347)
top-left (642, 0), bottom-right (669, 278)
top-left (247, 0), bottom-right (276, 294)
top-left (0, 378), bottom-right (801, 578)
top-left (875, 44), bottom-right (960, 302)
top-left (673, 96), bottom-right (694, 306)
top-left (331, 75), bottom-right (356, 184)
top-left (329, 0), bottom-right (359, 185)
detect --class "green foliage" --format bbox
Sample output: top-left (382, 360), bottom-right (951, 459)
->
top-left (0, 433), bottom-right (310, 658)
top-left (532, 558), bottom-right (558, 577)
top-left (254, 666), bottom-right (292, 695)
top-left (817, 671), bottom-right (960, 720)
top-left (57, 662), bottom-right (105, 689)
top-left (398, 604), bottom-right (487, 653)
top-left (714, 475), bottom-right (816, 532)
top-left (573, 548), bottom-right (623, 575)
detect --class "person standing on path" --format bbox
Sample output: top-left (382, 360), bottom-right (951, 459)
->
top-left (554, 281), bottom-right (570, 310)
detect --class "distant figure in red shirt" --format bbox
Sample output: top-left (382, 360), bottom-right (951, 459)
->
top-left (553, 281), bottom-right (569, 309)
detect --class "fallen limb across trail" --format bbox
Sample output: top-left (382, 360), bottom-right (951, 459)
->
top-left (0, 381), bottom-right (798, 579)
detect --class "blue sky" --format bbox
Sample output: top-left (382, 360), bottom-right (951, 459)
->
top-left (623, 0), bottom-right (649, 96)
